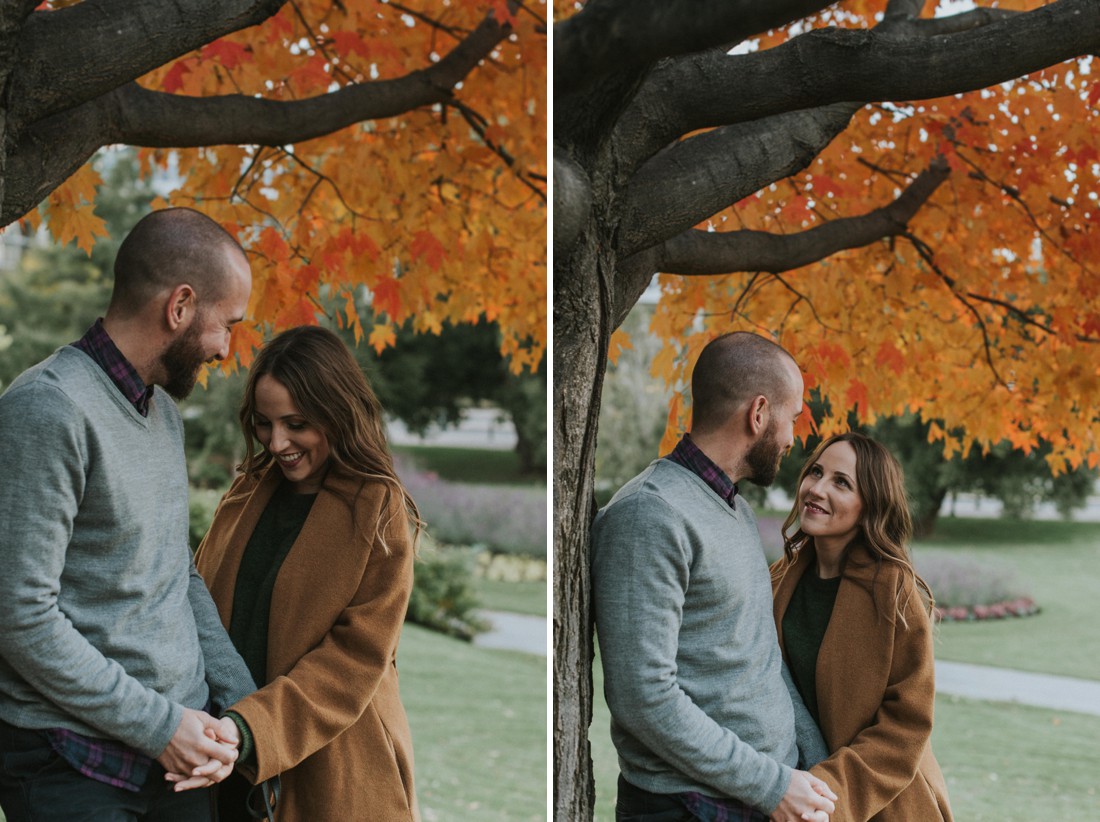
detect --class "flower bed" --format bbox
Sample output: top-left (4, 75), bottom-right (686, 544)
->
top-left (934, 596), bottom-right (1040, 622)
top-left (916, 552), bottom-right (1040, 623)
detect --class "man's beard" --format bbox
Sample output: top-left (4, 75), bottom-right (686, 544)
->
top-left (160, 319), bottom-right (207, 400)
top-left (744, 422), bottom-right (785, 487)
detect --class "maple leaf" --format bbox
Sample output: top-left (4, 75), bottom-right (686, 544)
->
top-left (371, 275), bottom-right (402, 320)
top-left (410, 230), bottom-right (447, 271)
top-left (162, 59), bottom-right (192, 94)
top-left (201, 40), bottom-right (252, 70)
top-left (368, 322), bottom-right (397, 355)
top-left (607, 328), bottom-right (634, 366)
top-left (331, 31), bottom-right (371, 60)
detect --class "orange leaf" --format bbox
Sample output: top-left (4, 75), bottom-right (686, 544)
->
top-left (368, 322), bottom-right (396, 355)
top-left (410, 230), bottom-right (447, 271)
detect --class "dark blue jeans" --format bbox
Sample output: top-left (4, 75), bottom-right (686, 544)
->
top-left (0, 720), bottom-right (214, 822)
top-left (616, 774), bottom-right (694, 822)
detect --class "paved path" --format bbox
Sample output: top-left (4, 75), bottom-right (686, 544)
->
top-left (473, 610), bottom-right (547, 656)
top-left (936, 660), bottom-right (1100, 716)
top-left (473, 614), bottom-right (1100, 718)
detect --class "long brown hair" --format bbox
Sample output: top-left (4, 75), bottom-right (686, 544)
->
top-left (238, 325), bottom-right (422, 552)
top-left (777, 432), bottom-right (933, 625)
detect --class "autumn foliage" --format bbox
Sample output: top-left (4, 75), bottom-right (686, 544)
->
top-left (598, 0), bottom-right (1100, 471)
top-left (25, 0), bottom-right (546, 373)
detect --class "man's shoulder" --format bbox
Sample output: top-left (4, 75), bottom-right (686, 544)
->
top-left (0, 348), bottom-right (90, 414)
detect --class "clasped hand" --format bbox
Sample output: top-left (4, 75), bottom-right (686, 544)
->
top-left (157, 707), bottom-right (240, 791)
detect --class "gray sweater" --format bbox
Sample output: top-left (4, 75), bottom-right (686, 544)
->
top-left (0, 346), bottom-right (254, 758)
top-left (592, 459), bottom-right (814, 813)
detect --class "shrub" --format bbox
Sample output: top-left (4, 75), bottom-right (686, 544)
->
top-left (189, 486), bottom-right (223, 551)
top-left (915, 552), bottom-right (1040, 622)
top-left (406, 540), bottom-right (489, 640)
top-left (397, 457), bottom-right (546, 557)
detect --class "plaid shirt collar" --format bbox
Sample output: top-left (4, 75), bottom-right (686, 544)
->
top-left (71, 319), bottom-right (154, 416)
top-left (664, 433), bottom-right (739, 508)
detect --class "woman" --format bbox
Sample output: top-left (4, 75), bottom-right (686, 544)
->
top-left (771, 433), bottom-right (952, 822)
top-left (193, 325), bottom-right (421, 821)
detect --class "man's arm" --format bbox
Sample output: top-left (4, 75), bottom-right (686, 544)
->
top-left (781, 661), bottom-right (830, 769)
top-left (187, 562), bottom-right (256, 712)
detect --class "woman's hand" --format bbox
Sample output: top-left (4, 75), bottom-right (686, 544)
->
top-left (164, 716), bottom-right (241, 791)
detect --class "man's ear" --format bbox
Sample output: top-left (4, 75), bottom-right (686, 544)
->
top-left (164, 284), bottom-right (196, 331)
top-left (747, 394), bottom-right (769, 436)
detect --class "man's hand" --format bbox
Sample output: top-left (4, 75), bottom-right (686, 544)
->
top-left (157, 709), bottom-right (239, 791)
top-left (769, 770), bottom-right (837, 822)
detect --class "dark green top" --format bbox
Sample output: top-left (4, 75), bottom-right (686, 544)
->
top-left (782, 567), bottom-right (841, 727)
top-left (229, 480), bottom-right (317, 687)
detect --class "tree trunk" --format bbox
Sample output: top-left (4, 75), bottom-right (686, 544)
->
top-left (553, 218), bottom-right (615, 820)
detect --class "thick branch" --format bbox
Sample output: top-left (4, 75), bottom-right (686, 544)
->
top-left (554, 0), bottom-right (836, 97)
top-left (617, 103), bottom-right (860, 257)
top-left (654, 159), bottom-right (949, 275)
top-left (554, 148), bottom-right (593, 261)
top-left (11, 0), bottom-right (286, 131)
top-left (611, 159), bottom-right (949, 322)
top-left (2, 11), bottom-right (509, 226)
top-left (614, 0), bottom-right (1087, 172)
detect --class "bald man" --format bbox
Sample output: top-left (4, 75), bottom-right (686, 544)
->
top-left (592, 332), bottom-right (838, 822)
top-left (0, 208), bottom-right (256, 821)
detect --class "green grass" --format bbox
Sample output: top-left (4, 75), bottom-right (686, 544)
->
top-left (401, 623), bottom-right (547, 821)
top-left (916, 517), bottom-right (1100, 680)
top-left (477, 579), bottom-right (547, 617)
top-left (932, 695), bottom-right (1100, 819)
top-left (395, 445), bottom-right (544, 486)
top-left (589, 660), bottom-right (1100, 821)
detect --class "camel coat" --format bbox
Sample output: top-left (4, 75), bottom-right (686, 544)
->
top-left (772, 544), bottom-right (952, 822)
top-left (195, 465), bottom-right (418, 822)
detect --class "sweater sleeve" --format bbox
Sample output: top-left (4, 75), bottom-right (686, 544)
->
top-left (592, 493), bottom-right (792, 813)
top-left (810, 579), bottom-right (936, 822)
top-left (187, 562), bottom-right (257, 713)
top-left (227, 496), bottom-right (414, 783)
top-left (781, 660), bottom-right (829, 768)
top-left (0, 383), bottom-right (182, 756)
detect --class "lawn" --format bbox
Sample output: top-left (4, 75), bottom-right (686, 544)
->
top-left (395, 444), bottom-right (545, 487)
top-left (401, 623), bottom-right (547, 821)
top-left (916, 517), bottom-right (1100, 681)
top-left (477, 579), bottom-right (547, 618)
top-left (589, 659), bottom-right (1100, 821)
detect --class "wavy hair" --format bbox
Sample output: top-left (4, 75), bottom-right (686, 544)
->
top-left (777, 432), bottom-right (933, 625)
top-left (237, 325), bottom-right (422, 553)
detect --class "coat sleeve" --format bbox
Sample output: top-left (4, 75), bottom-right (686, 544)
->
top-left (228, 493), bottom-right (414, 782)
top-left (810, 578), bottom-right (936, 822)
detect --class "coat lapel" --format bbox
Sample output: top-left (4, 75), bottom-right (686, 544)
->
top-left (200, 466), bottom-right (283, 628)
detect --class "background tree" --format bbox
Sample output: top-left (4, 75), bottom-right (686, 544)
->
top-left (6, 0), bottom-right (546, 375)
top-left (341, 313), bottom-right (548, 474)
top-left (554, 0), bottom-right (1100, 816)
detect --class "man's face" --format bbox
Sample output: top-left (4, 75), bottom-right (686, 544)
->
top-left (745, 361), bottom-right (804, 486)
top-left (160, 251), bottom-right (252, 400)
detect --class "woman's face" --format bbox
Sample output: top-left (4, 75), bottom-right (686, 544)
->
top-left (798, 440), bottom-right (863, 545)
top-left (253, 374), bottom-right (332, 494)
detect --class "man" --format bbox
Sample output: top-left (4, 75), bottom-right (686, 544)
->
top-left (0, 208), bottom-right (257, 821)
top-left (592, 331), bottom-right (838, 822)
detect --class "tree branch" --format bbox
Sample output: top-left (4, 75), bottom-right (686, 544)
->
top-left (11, 0), bottom-right (286, 131)
top-left (617, 102), bottom-right (860, 257)
top-left (650, 158), bottom-right (950, 275)
top-left (613, 0), bottom-right (1087, 172)
top-left (554, 148), bottom-right (593, 261)
top-left (2, 10), bottom-right (511, 225)
top-left (553, 0), bottom-right (836, 97)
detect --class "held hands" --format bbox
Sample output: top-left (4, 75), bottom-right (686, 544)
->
top-left (769, 770), bottom-right (838, 822)
top-left (158, 708), bottom-right (240, 792)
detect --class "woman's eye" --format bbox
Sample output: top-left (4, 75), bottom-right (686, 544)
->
top-left (288, 422), bottom-right (306, 431)
top-left (255, 420), bottom-right (271, 428)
